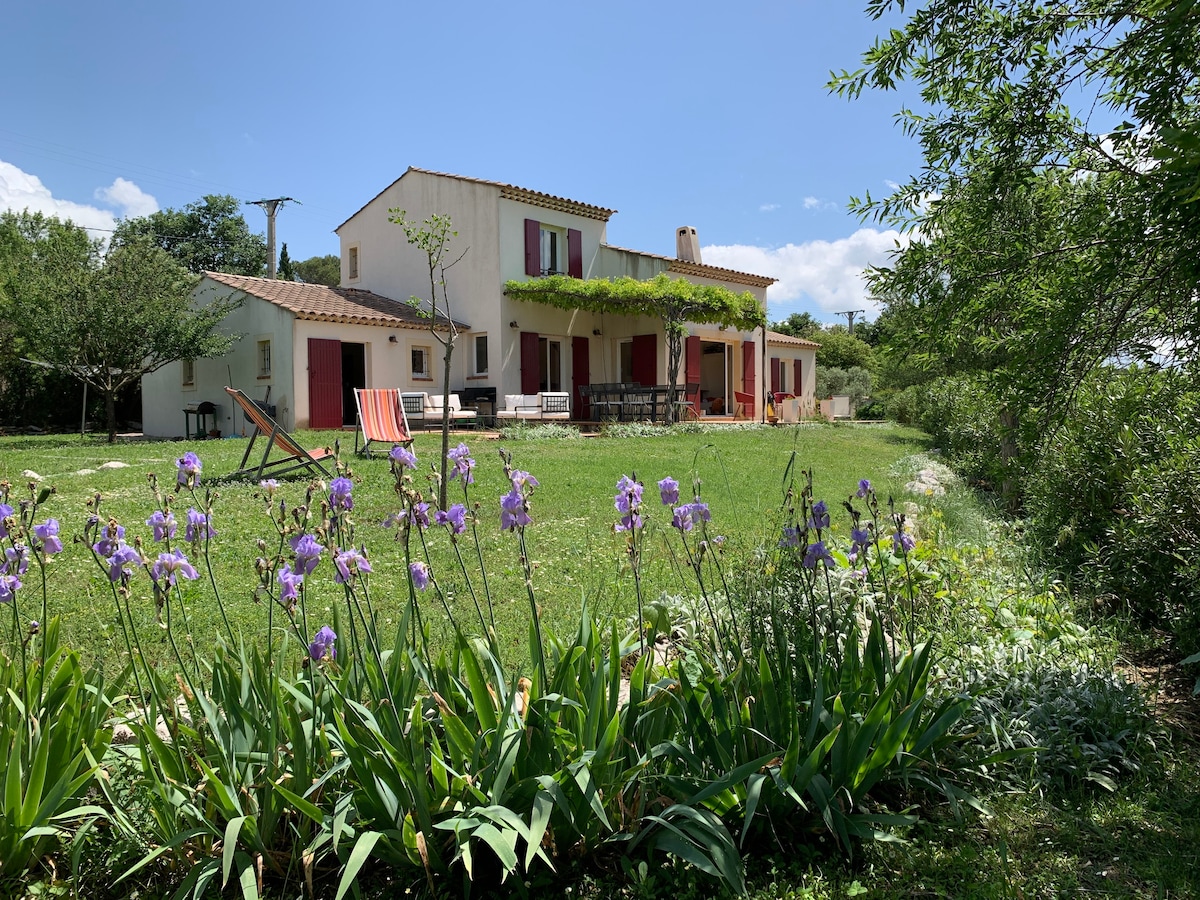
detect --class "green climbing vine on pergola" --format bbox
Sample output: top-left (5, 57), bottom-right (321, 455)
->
top-left (503, 273), bottom-right (766, 423)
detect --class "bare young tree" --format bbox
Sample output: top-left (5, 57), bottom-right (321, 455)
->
top-left (388, 210), bottom-right (468, 507)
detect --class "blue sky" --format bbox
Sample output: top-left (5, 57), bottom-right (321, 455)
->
top-left (1, 1), bottom-right (925, 324)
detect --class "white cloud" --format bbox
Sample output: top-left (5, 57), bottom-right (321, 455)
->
top-left (94, 177), bottom-right (158, 218)
top-left (802, 196), bottom-right (839, 212)
top-left (759, 202), bottom-right (780, 212)
top-left (703, 227), bottom-right (908, 318)
top-left (0, 159), bottom-right (158, 233)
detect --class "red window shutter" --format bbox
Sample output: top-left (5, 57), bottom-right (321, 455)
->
top-left (685, 335), bottom-right (701, 384)
top-left (524, 219), bottom-right (540, 277)
top-left (793, 359), bottom-right (803, 396)
top-left (520, 331), bottom-right (540, 394)
top-left (572, 335), bottom-right (590, 418)
top-left (567, 228), bottom-right (583, 278)
top-left (742, 340), bottom-right (756, 418)
top-left (631, 333), bottom-right (657, 386)
top-left (770, 357), bottom-right (781, 393)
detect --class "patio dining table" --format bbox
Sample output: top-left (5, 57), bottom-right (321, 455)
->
top-left (586, 384), bottom-right (686, 422)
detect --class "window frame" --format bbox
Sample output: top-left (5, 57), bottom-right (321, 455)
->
top-left (347, 244), bottom-right (360, 281)
top-left (539, 225), bottom-right (565, 276)
top-left (256, 337), bottom-right (273, 380)
top-left (472, 333), bottom-right (489, 376)
top-left (411, 344), bottom-right (432, 380)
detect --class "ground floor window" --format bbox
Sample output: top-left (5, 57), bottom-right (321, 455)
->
top-left (412, 346), bottom-right (431, 379)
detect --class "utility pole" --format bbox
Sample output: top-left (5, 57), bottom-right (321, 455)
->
top-left (834, 309), bottom-right (866, 334)
top-left (247, 197), bottom-right (297, 278)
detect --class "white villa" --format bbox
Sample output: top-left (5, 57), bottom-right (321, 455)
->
top-left (141, 168), bottom-right (817, 437)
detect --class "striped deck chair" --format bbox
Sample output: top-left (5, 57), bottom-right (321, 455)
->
top-left (224, 386), bottom-right (333, 480)
top-left (353, 388), bottom-right (414, 457)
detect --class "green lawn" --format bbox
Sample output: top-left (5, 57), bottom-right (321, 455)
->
top-left (0, 422), bottom-right (930, 673)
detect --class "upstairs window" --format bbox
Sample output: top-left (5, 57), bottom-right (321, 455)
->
top-left (525, 219), bottom-right (583, 278)
top-left (540, 226), bottom-right (561, 275)
top-left (182, 358), bottom-right (195, 386)
top-left (348, 245), bottom-right (360, 281)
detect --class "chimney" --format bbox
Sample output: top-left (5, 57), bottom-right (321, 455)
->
top-left (676, 226), bottom-right (702, 264)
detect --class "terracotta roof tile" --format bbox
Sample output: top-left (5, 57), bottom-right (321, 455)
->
top-left (602, 243), bottom-right (777, 289)
top-left (203, 272), bottom-right (469, 331)
top-left (336, 167), bottom-right (617, 231)
top-left (766, 330), bottom-right (821, 348)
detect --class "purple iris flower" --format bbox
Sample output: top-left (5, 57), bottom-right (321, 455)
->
top-left (390, 445), bottom-right (418, 469)
top-left (93, 523), bottom-right (126, 558)
top-left (259, 479), bottom-right (280, 494)
top-left (658, 477), bottom-right (680, 507)
top-left (146, 510), bottom-right (176, 543)
top-left (0, 573), bottom-right (20, 604)
top-left (290, 534), bottom-right (324, 576)
top-left (177, 452), bottom-right (202, 489)
top-left (329, 477), bottom-right (354, 512)
top-left (672, 505), bottom-right (696, 532)
top-left (803, 540), bottom-right (835, 570)
top-left (510, 470), bottom-right (538, 489)
top-left (107, 544), bottom-right (142, 583)
top-left (409, 561), bottom-right (431, 591)
top-left (893, 530), bottom-right (916, 555)
top-left (672, 501), bottom-right (711, 533)
top-left (308, 625), bottom-right (337, 662)
top-left (4, 545), bottom-right (30, 576)
top-left (409, 501), bottom-right (431, 529)
top-left (435, 504), bottom-right (468, 535)
top-left (32, 519), bottom-right (62, 556)
top-left (851, 526), bottom-right (871, 555)
top-left (447, 443), bottom-right (476, 484)
top-left (501, 488), bottom-right (531, 531)
top-left (614, 475), bottom-right (644, 532)
top-left (277, 564), bottom-right (303, 605)
top-left (808, 500), bottom-right (830, 531)
top-left (150, 549), bottom-right (200, 587)
top-left (856, 479), bottom-right (872, 499)
top-left (184, 508), bottom-right (216, 543)
top-left (779, 526), bottom-right (801, 548)
top-left (0, 503), bottom-right (13, 539)
top-left (334, 547), bottom-right (372, 584)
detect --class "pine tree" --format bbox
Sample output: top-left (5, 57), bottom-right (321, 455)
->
top-left (278, 243), bottom-right (295, 280)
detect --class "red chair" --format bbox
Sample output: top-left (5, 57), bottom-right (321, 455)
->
top-left (733, 390), bottom-right (755, 419)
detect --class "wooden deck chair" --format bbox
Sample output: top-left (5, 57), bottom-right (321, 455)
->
top-left (224, 386), bottom-right (333, 480)
top-left (354, 388), bottom-right (414, 457)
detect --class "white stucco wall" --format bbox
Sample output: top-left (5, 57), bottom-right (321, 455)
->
top-left (141, 282), bottom-right (294, 439)
top-left (336, 170), bottom-right (772, 407)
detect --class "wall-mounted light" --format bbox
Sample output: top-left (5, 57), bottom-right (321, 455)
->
top-left (509, 320), bottom-right (519, 330)
top-left (592, 328), bottom-right (602, 336)
top-left (388, 334), bottom-right (398, 343)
